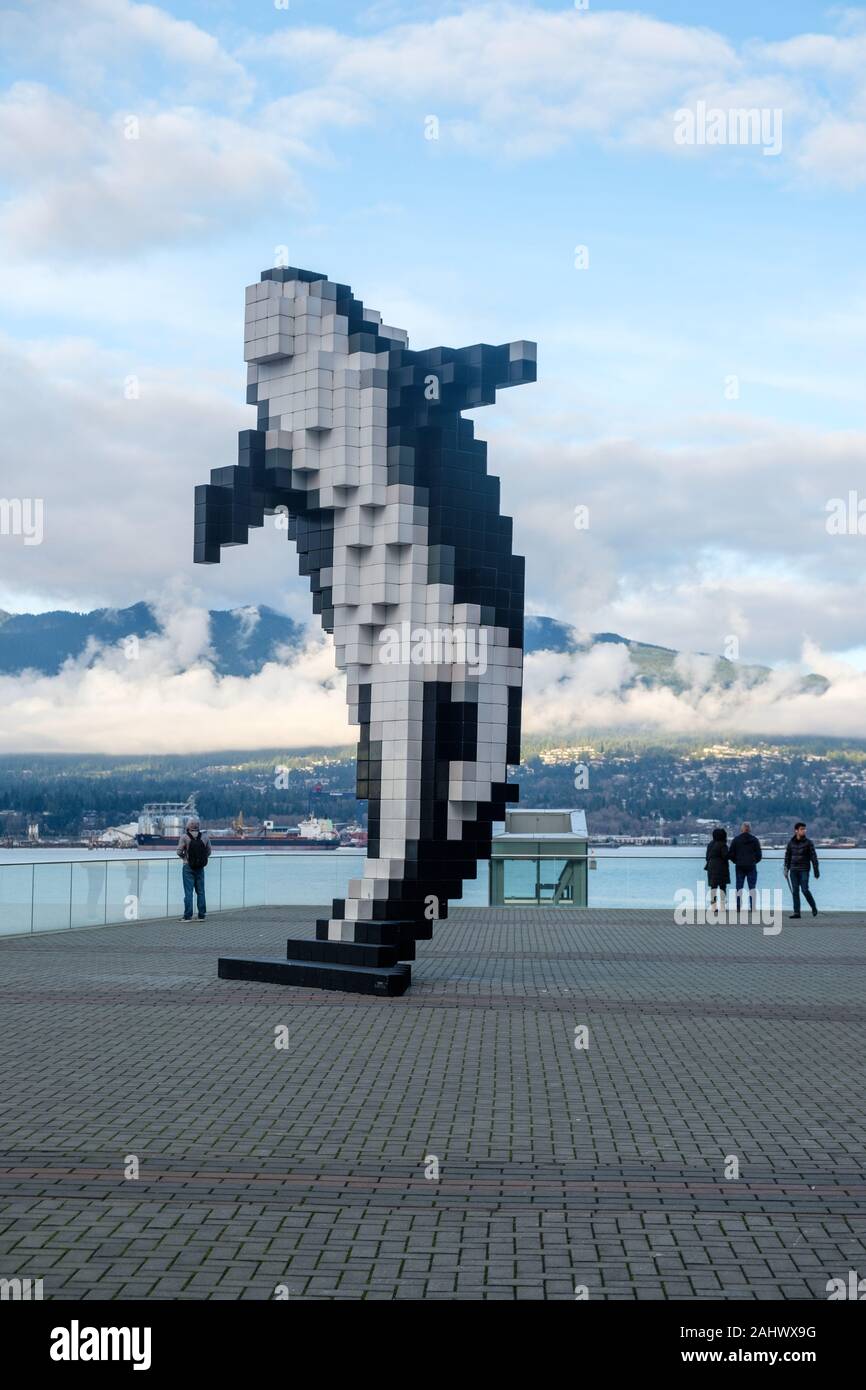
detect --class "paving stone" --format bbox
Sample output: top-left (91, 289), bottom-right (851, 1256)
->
top-left (1, 905), bottom-right (865, 1300)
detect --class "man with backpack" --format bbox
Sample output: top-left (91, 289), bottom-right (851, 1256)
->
top-left (784, 821), bottom-right (820, 919)
top-left (177, 816), bottom-right (212, 921)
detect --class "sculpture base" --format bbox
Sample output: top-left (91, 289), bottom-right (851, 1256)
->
top-left (218, 932), bottom-right (414, 996)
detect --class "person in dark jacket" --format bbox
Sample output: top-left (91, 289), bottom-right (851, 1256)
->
top-left (784, 821), bottom-right (819, 919)
top-left (704, 827), bottom-right (730, 913)
top-left (177, 816), bottom-right (212, 921)
top-left (728, 821), bottom-right (762, 912)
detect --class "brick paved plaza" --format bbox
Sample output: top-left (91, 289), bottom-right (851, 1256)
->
top-left (1, 906), bottom-right (864, 1300)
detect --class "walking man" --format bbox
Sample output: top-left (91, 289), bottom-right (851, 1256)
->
top-left (784, 821), bottom-right (820, 919)
top-left (177, 816), bottom-right (211, 921)
top-left (728, 821), bottom-right (763, 914)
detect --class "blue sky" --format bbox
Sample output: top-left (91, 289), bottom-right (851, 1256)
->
top-left (2, 1), bottom-right (864, 446)
top-left (1, 1), bottom-right (866, 748)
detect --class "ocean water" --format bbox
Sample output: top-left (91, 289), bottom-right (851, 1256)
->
top-left (1, 846), bottom-right (864, 924)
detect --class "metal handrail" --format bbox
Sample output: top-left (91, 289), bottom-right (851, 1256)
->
top-left (2, 848), bottom-right (863, 867)
top-left (491, 851), bottom-right (860, 860)
top-left (0, 849), bottom-right (366, 867)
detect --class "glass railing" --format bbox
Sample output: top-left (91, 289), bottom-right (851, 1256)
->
top-left (0, 850), bottom-right (862, 936)
top-left (581, 851), bottom-right (864, 911)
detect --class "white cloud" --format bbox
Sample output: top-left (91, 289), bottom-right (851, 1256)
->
top-left (0, 85), bottom-right (101, 177)
top-left (4, 326), bottom-right (866, 662)
top-left (491, 416), bottom-right (866, 662)
top-left (796, 118), bottom-right (866, 188)
top-left (520, 641), bottom-right (866, 740)
top-left (0, 85), bottom-right (309, 257)
top-left (244, 3), bottom-right (866, 182)
top-left (0, 0), bottom-right (253, 104)
top-left (1, 2), bottom-right (864, 265)
top-left (233, 606), bottom-right (261, 641)
top-left (247, 6), bottom-right (736, 157)
top-left (6, 594), bottom-right (866, 753)
top-left (761, 29), bottom-right (866, 76)
top-left (0, 595), bottom-right (352, 755)
top-left (0, 333), bottom-right (246, 608)
top-left (1, 0), bottom-right (865, 720)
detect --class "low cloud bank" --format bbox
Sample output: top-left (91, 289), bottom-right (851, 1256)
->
top-left (521, 641), bottom-right (862, 740)
top-left (2, 596), bottom-right (865, 754)
top-left (1, 596), bottom-right (352, 755)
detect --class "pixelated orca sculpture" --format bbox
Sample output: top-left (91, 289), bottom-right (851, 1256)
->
top-left (197, 267), bottom-right (535, 995)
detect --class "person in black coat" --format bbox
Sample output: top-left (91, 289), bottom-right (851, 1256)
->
top-left (784, 821), bottom-right (820, 918)
top-left (704, 827), bottom-right (730, 913)
top-left (728, 821), bottom-right (762, 912)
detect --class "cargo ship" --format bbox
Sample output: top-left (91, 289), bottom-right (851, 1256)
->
top-left (133, 798), bottom-right (341, 850)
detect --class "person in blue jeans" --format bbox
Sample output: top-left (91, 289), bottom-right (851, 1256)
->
top-left (784, 821), bottom-right (820, 919)
top-left (177, 817), bottom-right (212, 921)
top-left (727, 821), bottom-right (763, 913)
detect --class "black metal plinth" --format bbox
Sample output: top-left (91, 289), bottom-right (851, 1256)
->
top-left (217, 922), bottom-right (420, 995)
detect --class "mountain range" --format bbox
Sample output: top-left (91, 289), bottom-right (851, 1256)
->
top-left (0, 603), bottom-right (827, 693)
